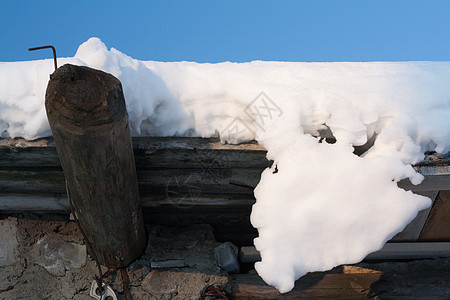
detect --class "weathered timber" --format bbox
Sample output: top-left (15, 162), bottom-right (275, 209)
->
top-left (391, 190), bottom-right (439, 241)
top-left (397, 174), bottom-right (450, 191)
top-left (240, 242), bottom-right (450, 263)
top-left (0, 193), bottom-right (69, 211)
top-left (0, 138), bottom-right (448, 194)
top-left (0, 167), bottom-right (258, 195)
top-left (232, 260), bottom-right (450, 299)
top-left (419, 190), bottom-right (450, 241)
top-left (0, 168), bottom-right (65, 193)
top-left (232, 273), bottom-right (383, 299)
top-left (0, 194), bottom-right (254, 211)
top-left (0, 137), bottom-right (269, 168)
top-left (365, 242), bottom-right (450, 260)
top-left (44, 64), bottom-right (146, 268)
top-left (239, 246), bottom-right (261, 263)
top-left (0, 137), bottom-right (449, 246)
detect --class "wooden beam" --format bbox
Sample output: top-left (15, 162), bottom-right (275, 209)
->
top-left (240, 246), bottom-right (261, 263)
top-left (419, 190), bottom-right (450, 241)
top-left (0, 193), bottom-right (69, 211)
top-left (240, 242), bottom-right (450, 263)
top-left (0, 193), bottom-right (254, 211)
top-left (0, 138), bottom-right (448, 197)
top-left (1, 137), bottom-right (448, 178)
top-left (0, 137), bottom-right (449, 247)
top-left (392, 191), bottom-right (439, 241)
top-left (0, 137), bottom-right (270, 169)
top-left (398, 174), bottom-right (450, 191)
top-left (0, 167), bottom-right (259, 195)
top-left (365, 242), bottom-right (450, 260)
top-left (232, 259), bottom-right (450, 299)
top-left (398, 153), bottom-right (450, 191)
top-left (232, 273), bottom-right (383, 299)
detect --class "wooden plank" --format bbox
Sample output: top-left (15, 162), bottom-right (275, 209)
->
top-left (232, 273), bottom-right (382, 299)
top-left (137, 167), bottom-right (259, 195)
top-left (232, 260), bottom-right (450, 299)
top-left (0, 168), bottom-right (65, 193)
top-left (0, 168), bottom-right (258, 196)
top-left (0, 193), bottom-right (69, 211)
top-left (142, 195), bottom-right (254, 207)
top-left (392, 190), bottom-right (439, 241)
top-left (240, 246), bottom-right (261, 263)
top-left (0, 136), bottom-right (265, 151)
top-left (1, 137), bottom-right (448, 174)
top-left (0, 138), bottom-right (449, 214)
top-left (398, 174), bottom-right (450, 191)
top-left (0, 193), bottom-right (254, 211)
top-left (240, 242), bottom-right (450, 263)
top-left (0, 138), bottom-right (59, 167)
top-left (0, 163), bottom-right (447, 197)
top-left (133, 136), bottom-right (269, 171)
top-left (365, 242), bottom-right (450, 260)
top-left (0, 137), bottom-right (270, 169)
top-left (419, 190), bottom-right (450, 241)
top-left (132, 136), bottom-right (265, 151)
top-left (398, 152), bottom-right (450, 191)
top-left (414, 152), bottom-right (450, 167)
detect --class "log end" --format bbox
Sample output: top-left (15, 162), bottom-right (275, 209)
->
top-left (45, 64), bottom-right (126, 136)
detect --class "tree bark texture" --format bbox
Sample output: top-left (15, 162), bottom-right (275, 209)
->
top-left (45, 64), bottom-right (146, 268)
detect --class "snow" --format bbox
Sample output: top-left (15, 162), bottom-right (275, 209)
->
top-left (1, 37), bottom-right (450, 292)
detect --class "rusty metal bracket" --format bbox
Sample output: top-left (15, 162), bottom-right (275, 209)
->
top-left (28, 45), bottom-right (57, 70)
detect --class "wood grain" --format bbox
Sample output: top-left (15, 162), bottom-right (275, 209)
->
top-left (45, 64), bottom-right (146, 268)
top-left (232, 273), bottom-right (382, 299)
top-left (419, 190), bottom-right (450, 241)
top-left (392, 190), bottom-right (439, 241)
top-left (232, 260), bottom-right (450, 299)
top-left (240, 242), bottom-right (450, 263)
top-left (0, 136), bottom-right (449, 247)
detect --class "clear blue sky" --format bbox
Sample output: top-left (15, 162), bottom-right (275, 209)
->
top-left (2, 0), bottom-right (450, 63)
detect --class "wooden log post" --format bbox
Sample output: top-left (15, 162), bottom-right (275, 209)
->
top-left (45, 64), bottom-right (146, 268)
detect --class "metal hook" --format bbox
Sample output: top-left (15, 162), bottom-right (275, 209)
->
top-left (89, 281), bottom-right (117, 300)
top-left (28, 45), bottom-right (57, 71)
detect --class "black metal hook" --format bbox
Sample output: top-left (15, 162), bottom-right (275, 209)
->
top-left (28, 45), bottom-right (57, 71)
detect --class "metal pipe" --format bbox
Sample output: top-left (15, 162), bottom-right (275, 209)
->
top-left (28, 45), bottom-right (57, 70)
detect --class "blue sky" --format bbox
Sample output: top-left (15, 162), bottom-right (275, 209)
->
top-left (2, 0), bottom-right (450, 63)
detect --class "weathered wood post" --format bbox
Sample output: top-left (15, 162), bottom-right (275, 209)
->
top-left (45, 64), bottom-right (146, 268)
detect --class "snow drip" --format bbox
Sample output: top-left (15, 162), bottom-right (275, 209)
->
top-left (1, 37), bottom-right (450, 292)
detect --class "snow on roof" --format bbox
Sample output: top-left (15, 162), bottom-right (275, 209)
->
top-left (1, 37), bottom-right (449, 292)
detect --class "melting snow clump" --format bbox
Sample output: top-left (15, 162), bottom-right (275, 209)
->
top-left (1, 37), bottom-right (449, 292)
